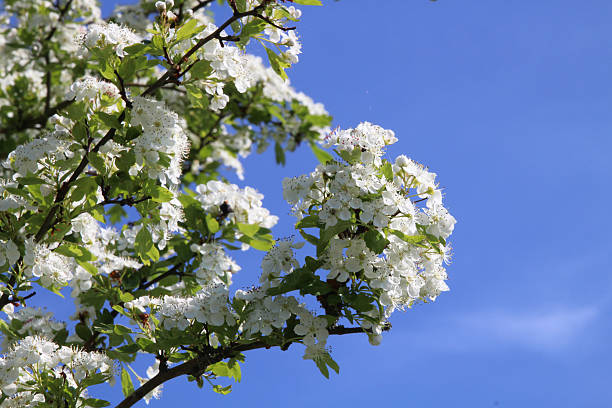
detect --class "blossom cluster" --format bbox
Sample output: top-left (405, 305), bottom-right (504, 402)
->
top-left (0, 0), bottom-right (457, 400)
top-left (125, 284), bottom-right (235, 331)
top-left (0, 306), bottom-right (65, 350)
top-left (125, 286), bottom-right (331, 361)
top-left (23, 239), bottom-right (75, 289)
top-left (130, 96), bottom-right (191, 186)
top-left (69, 213), bottom-right (143, 294)
top-left (260, 238), bottom-right (302, 290)
top-left (190, 242), bottom-right (241, 286)
top-left (282, 122), bottom-right (456, 336)
top-left (195, 180), bottom-right (278, 237)
top-left (0, 336), bottom-right (113, 400)
top-left (234, 289), bottom-right (330, 360)
top-left (66, 75), bottom-right (120, 105)
top-left (4, 134), bottom-right (73, 181)
top-left (78, 22), bottom-right (141, 57)
top-left (0, 240), bottom-right (19, 271)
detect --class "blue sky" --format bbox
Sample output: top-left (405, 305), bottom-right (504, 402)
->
top-left (44, 1), bottom-right (612, 406)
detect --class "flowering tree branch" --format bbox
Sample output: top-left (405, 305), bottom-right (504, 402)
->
top-left (0, 1), bottom-right (455, 406)
top-left (115, 326), bottom-right (368, 408)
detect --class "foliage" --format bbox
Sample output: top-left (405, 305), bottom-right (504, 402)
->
top-left (0, 0), bottom-right (455, 407)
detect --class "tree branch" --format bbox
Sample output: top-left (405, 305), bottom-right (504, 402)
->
top-left (143, 0), bottom-right (275, 96)
top-left (114, 70), bottom-right (133, 109)
top-left (115, 326), bottom-right (366, 408)
top-left (98, 195), bottom-right (151, 207)
top-left (138, 262), bottom-right (185, 291)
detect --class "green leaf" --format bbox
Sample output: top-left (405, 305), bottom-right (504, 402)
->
top-left (245, 236), bottom-right (275, 251)
top-left (205, 214), bottom-right (219, 234)
top-left (299, 230), bottom-right (319, 246)
top-left (118, 57), bottom-right (136, 80)
top-left (189, 60), bottom-right (212, 79)
top-left (63, 101), bottom-right (87, 121)
top-left (121, 367), bottom-right (134, 397)
top-left (150, 185), bottom-right (174, 203)
top-left (123, 43), bottom-right (147, 56)
top-left (95, 112), bottom-right (121, 130)
top-left (323, 353), bottom-right (340, 374)
top-left (75, 323), bottom-right (92, 341)
top-left (264, 46), bottom-right (290, 80)
top-left (235, 0), bottom-right (247, 13)
top-left (114, 324), bottom-right (133, 336)
top-left (238, 20), bottom-right (267, 46)
top-left (315, 359), bottom-right (329, 378)
top-left (82, 399), bottom-right (110, 408)
top-left (79, 373), bottom-right (109, 388)
top-left (17, 175), bottom-right (47, 185)
top-left (310, 143), bottom-right (333, 165)
top-left (119, 291), bottom-right (134, 303)
top-left (349, 293), bottom-right (374, 312)
top-left (304, 256), bottom-right (324, 272)
top-left (336, 148), bottom-right (362, 164)
top-left (237, 223), bottom-right (259, 238)
top-left (72, 122), bottom-right (88, 142)
top-left (108, 204), bottom-right (128, 224)
top-left (213, 384), bottom-right (232, 395)
top-left (56, 243), bottom-right (95, 262)
top-left (274, 142), bottom-right (286, 165)
top-left (320, 221), bottom-right (351, 244)
top-left (296, 215), bottom-right (320, 229)
top-left (77, 260), bottom-right (98, 275)
top-left (134, 226), bottom-right (158, 264)
top-left (364, 229), bottom-right (389, 254)
top-left (381, 161), bottom-right (393, 181)
top-left (70, 176), bottom-right (98, 201)
top-left (208, 361), bottom-right (241, 382)
top-left (267, 267), bottom-right (314, 296)
top-left (87, 152), bottom-right (106, 174)
top-left (293, 0), bottom-right (323, 5)
top-left (112, 305), bottom-right (129, 317)
top-left (118, 343), bottom-right (140, 353)
top-left (388, 230), bottom-right (426, 245)
top-left (317, 221), bottom-right (351, 256)
top-left (175, 19), bottom-right (204, 42)
top-left (0, 320), bottom-right (17, 337)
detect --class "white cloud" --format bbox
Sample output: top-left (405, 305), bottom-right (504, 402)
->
top-left (456, 306), bottom-right (599, 350)
top-left (388, 305), bottom-right (600, 353)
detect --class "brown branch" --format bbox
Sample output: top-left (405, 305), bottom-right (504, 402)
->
top-left (138, 262), bottom-right (185, 291)
top-left (115, 326), bottom-right (366, 408)
top-left (254, 13), bottom-right (296, 32)
top-left (98, 195), bottom-right (151, 207)
top-left (45, 0), bottom-right (74, 42)
top-left (143, 0), bottom-right (274, 96)
top-left (33, 110), bottom-right (126, 242)
top-left (191, 0), bottom-right (216, 15)
top-left (40, 0), bottom-right (74, 117)
top-left (114, 70), bottom-right (133, 109)
top-left (125, 83), bottom-right (186, 94)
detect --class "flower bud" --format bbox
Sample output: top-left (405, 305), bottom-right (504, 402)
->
top-left (185, 9), bottom-right (193, 18)
top-left (165, 0), bottom-right (174, 8)
top-left (155, 1), bottom-right (166, 12)
top-left (368, 333), bottom-right (382, 346)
